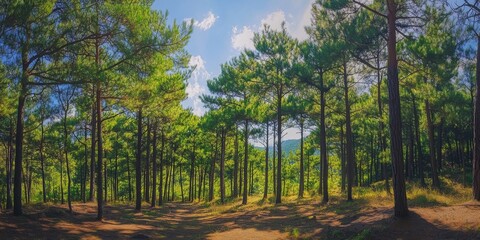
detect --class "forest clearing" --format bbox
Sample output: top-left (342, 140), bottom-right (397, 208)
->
top-left (1, 0), bottom-right (480, 239)
top-left (2, 180), bottom-right (480, 239)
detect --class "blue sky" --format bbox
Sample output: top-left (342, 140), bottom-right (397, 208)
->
top-left (153, 0), bottom-right (314, 140)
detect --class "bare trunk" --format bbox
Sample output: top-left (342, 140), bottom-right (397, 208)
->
top-left (473, 36), bottom-right (480, 200)
top-left (145, 120), bottom-right (151, 203)
top-left (189, 136), bottom-right (196, 202)
top-left (159, 132), bottom-right (165, 205)
top-left (320, 81), bottom-right (328, 203)
top-left (40, 116), bottom-right (47, 203)
top-left (6, 119), bottom-right (13, 209)
top-left (89, 86), bottom-right (96, 202)
top-left (220, 129), bottom-right (226, 203)
top-left (127, 154), bottom-right (132, 202)
top-left (243, 120), bottom-right (249, 204)
top-left (412, 94), bottom-right (425, 186)
top-left (96, 81), bottom-right (104, 220)
top-left (83, 125), bottom-right (88, 203)
top-left (272, 121), bottom-right (276, 195)
top-left (14, 51), bottom-right (29, 216)
top-left (233, 127), bottom-right (239, 198)
top-left (387, 0), bottom-right (408, 217)
top-left (344, 61), bottom-right (353, 202)
top-left (209, 133), bottom-right (218, 202)
top-left (135, 110), bottom-right (143, 210)
top-left (151, 125), bottom-right (158, 207)
top-left (299, 120), bottom-right (304, 198)
top-left (64, 109), bottom-right (72, 213)
top-left (340, 125), bottom-right (346, 192)
top-left (264, 122), bottom-right (269, 199)
top-left (276, 86), bottom-right (283, 204)
top-left (180, 163), bottom-right (184, 202)
top-left (425, 98), bottom-right (439, 189)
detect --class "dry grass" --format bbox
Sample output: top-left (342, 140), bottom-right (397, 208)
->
top-left (196, 176), bottom-right (472, 216)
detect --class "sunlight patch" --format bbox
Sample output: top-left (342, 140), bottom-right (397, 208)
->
top-left (207, 228), bottom-right (287, 240)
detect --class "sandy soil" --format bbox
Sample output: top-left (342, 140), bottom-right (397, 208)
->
top-left (0, 200), bottom-right (479, 240)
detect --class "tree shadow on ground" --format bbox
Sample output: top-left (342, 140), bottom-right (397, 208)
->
top-left (0, 200), bottom-right (479, 240)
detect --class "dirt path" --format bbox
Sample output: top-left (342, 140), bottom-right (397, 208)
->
top-left (0, 201), bottom-right (479, 239)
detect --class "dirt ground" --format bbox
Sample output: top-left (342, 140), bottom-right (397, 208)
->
top-left (0, 199), bottom-right (479, 240)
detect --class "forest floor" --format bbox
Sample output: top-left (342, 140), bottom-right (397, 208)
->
top-left (1, 181), bottom-right (480, 239)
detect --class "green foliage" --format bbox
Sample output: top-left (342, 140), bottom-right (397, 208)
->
top-left (0, 0), bottom-right (475, 218)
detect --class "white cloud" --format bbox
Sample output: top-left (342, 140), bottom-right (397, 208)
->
top-left (185, 78), bottom-right (204, 99)
top-left (231, 11), bottom-right (287, 52)
top-left (188, 55), bottom-right (210, 81)
top-left (231, 26), bottom-right (255, 51)
top-left (261, 11), bottom-right (286, 31)
top-left (186, 11), bottom-right (218, 31)
top-left (230, 2), bottom-right (314, 51)
top-left (184, 55), bottom-right (210, 116)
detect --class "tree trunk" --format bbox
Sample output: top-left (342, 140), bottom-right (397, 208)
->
top-left (40, 117), bottom-right (47, 203)
top-left (127, 154), bottom-right (132, 202)
top-left (171, 153), bottom-right (175, 201)
top-left (243, 119), bottom-right (249, 205)
top-left (436, 119), bottom-right (443, 171)
top-left (164, 147), bottom-right (170, 202)
top-left (13, 74), bottom-right (27, 216)
top-left (189, 136), bottom-right (196, 202)
top-left (83, 124), bottom-right (88, 203)
top-left (114, 146), bottom-right (118, 201)
top-left (198, 166), bottom-right (203, 201)
top-left (299, 119), bottom-right (304, 198)
top-left (387, 0), bottom-right (408, 217)
top-left (104, 152), bottom-right (107, 203)
top-left (250, 161), bottom-right (254, 195)
top-left (340, 125), bottom-right (346, 192)
top-left (159, 132), bottom-right (165, 205)
top-left (89, 86), bottom-right (96, 202)
top-left (233, 127), bottom-right (239, 198)
top-left (180, 163), bottom-right (184, 202)
top-left (272, 121), bottom-right (276, 196)
top-left (412, 94), bottom-right (425, 186)
top-left (239, 147), bottom-right (243, 198)
top-left (276, 86), bottom-right (283, 204)
top-left (13, 24), bottom-right (31, 215)
top-left (145, 120), bottom-right (151, 202)
top-left (320, 84), bottom-right (328, 203)
top-left (64, 108), bottom-right (72, 213)
top-left (220, 128), bottom-right (226, 203)
top-left (473, 35), bottom-right (480, 200)
top-left (344, 61), bottom-right (353, 202)
top-left (151, 124), bottom-right (158, 207)
top-left (264, 122), bottom-right (269, 199)
top-left (407, 124), bottom-right (415, 180)
top-left (6, 119), bottom-right (13, 209)
top-left (425, 98), bottom-right (439, 189)
top-left (209, 132), bottom-right (218, 202)
top-left (60, 155), bottom-right (64, 204)
top-left (135, 109), bottom-right (143, 210)
top-left (96, 80), bottom-right (104, 220)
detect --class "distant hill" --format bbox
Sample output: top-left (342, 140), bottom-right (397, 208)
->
top-left (255, 139), bottom-right (301, 156)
